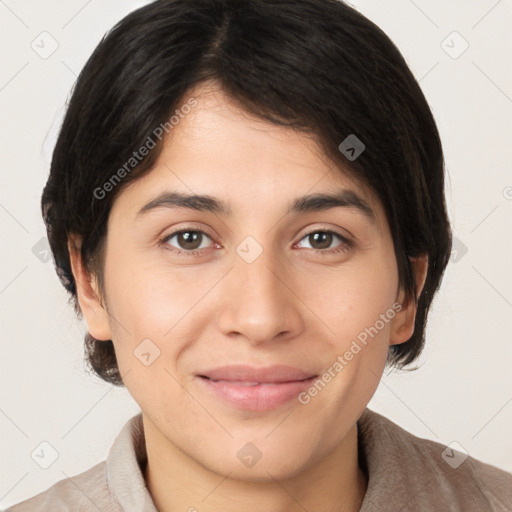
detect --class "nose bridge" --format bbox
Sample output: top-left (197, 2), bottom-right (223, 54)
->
top-left (240, 244), bottom-right (283, 302)
top-left (217, 239), bottom-right (300, 343)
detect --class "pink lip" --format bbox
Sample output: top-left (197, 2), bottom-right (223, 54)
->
top-left (198, 364), bottom-right (315, 382)
top-left (196, 365), bottom-right (318, 411)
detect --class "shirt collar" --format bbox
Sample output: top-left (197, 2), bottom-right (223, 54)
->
top-left (357, 408), bottom-right (409, 510)
top-left (106, 413), bottom-right (158, 512)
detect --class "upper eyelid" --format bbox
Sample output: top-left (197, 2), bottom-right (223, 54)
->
top-left (163, 225), bottom-right (215, 243)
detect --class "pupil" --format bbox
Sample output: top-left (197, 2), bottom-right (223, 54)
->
top-left (311, 232), bottom-right (331, 249)
top-left (179, 231), bottom-right (201, 250)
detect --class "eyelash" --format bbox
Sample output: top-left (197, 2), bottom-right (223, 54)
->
top-left (159, 227), bottom-right (353, 257)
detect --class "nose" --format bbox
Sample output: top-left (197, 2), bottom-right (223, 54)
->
top-left (216, 245), bottom-right (304, 345)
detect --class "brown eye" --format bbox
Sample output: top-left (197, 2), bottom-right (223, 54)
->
top-left (308, 231), bottom-right (334, 250)
top-left (163, 229), bottom-right (213, 253)
top-left (176, 231), bottom-right (203, 250)
top-left (296, 229), bottom-right (352, 254)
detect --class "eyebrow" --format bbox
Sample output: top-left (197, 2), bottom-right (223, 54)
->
top-left (136, 189), bottom-right (376, 224)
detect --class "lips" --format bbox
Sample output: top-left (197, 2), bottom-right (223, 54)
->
top-left (196, 364), bottom-right (318, 411)
top-left (197, 364), bottom-right (316, 383)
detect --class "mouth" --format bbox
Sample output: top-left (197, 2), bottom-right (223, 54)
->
top-left (196, 376), bottom-right (318, 411)
top-left (197, 364), bottom-right (317, 383)
top-left (198, 375), bottom-right (316, 385)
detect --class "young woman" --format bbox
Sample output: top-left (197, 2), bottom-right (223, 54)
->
top-left (8, 0), bottom-right (511, 511)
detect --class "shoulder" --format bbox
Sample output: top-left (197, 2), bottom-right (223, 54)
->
top-left (5, 461), bottom-right (121, 512)
top-left (5, 413), bottom-right (154, 512)
top-left (358, 408), bottom-right (512, 511)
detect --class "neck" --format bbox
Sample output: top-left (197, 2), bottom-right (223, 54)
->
top-left (143, 417), bottom-right (367, 512)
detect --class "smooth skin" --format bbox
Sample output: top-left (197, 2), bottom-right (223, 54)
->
top-left (68, 81), bottom-right (428, 512)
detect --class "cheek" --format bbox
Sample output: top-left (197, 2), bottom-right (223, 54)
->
top-left (105, 249), bottom-right (208, 334)
top-left (301, 272), bottom-right (394, 422)
top-left (297, 248), bottom-right (398, 404)
top-left (298, 251), bottom-right (398, 339)
top-left (103, 254), bottom-right (223, 389)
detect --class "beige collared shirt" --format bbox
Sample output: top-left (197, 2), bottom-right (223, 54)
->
top-left (7, 408), bottom-right (512, 511)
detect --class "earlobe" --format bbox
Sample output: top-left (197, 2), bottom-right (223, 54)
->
top-left (389, 254), bottom-right (428, 346)
top-left (67, 235), bottom-right (112, 341)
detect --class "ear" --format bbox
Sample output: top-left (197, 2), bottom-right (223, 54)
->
top-left (389, 254), bottom-right (428, 346)
top-left (68, 235), bottom-right (112, 341)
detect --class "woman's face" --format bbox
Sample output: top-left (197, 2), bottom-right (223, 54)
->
top-left (75, 82), bottom-right (420, 480)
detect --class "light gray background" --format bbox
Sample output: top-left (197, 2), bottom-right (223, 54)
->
top-left (1, 0), bottom-right (511, 508)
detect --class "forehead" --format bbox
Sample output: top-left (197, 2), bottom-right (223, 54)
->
top-left (114, 82), bottom-right (388, 232)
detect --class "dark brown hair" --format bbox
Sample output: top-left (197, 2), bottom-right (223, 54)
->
top-left (43, 0), bottom-right (452, 386)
